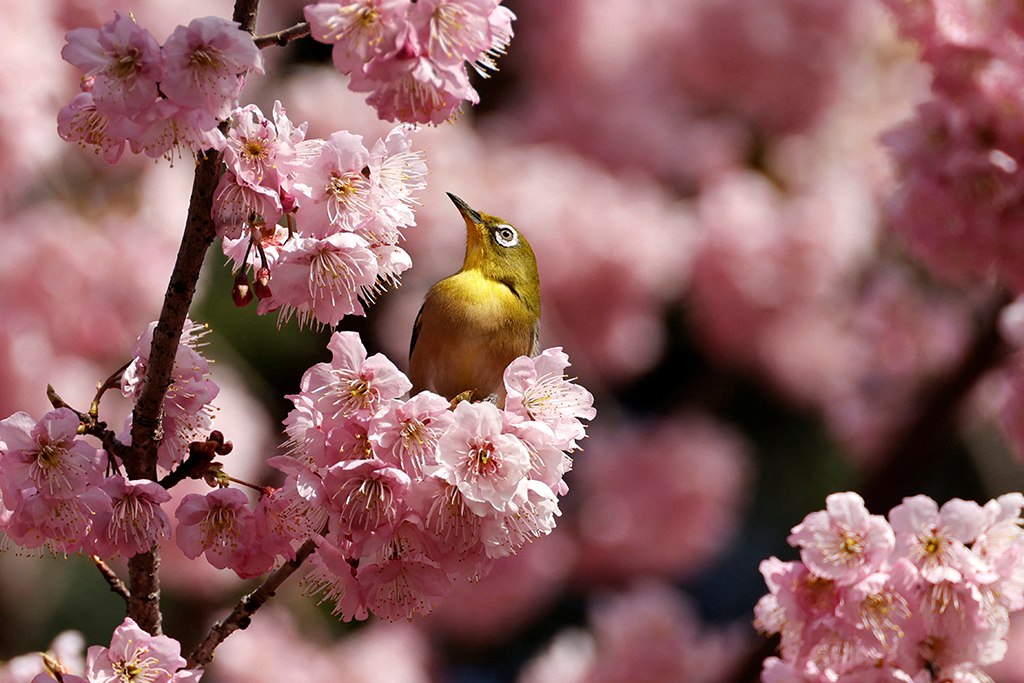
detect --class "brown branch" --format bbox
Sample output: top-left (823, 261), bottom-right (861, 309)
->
top-left (187, 538), bottom-right (318, 668)
top-left (91, 555), bottom-right (131, 604)
top-left (46, 384), bottom-right (129, 466)
top-left (124, 150), bottom-right (222, 636)
top-left (123, 0), bottom-right (263, 636)
top-left (254, 22), bottom-right (311, 49)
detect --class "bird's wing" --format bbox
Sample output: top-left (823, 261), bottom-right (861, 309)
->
top-left (409, 301), bottom-right (426, 362)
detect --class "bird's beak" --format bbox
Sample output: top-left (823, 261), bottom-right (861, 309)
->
top-left (447, 192), bottom-right (483, 225)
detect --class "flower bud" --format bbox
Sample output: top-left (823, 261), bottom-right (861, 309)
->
top-left (254, 266), bottom-right (272, 300)
top-left (232, 271), bottom-right (253, 307)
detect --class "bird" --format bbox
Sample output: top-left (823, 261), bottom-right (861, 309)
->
top-left (409, 192), bottom-right (540, 403)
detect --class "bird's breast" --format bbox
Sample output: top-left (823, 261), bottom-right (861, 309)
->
top-left (410, 269), bottom-right (538, 400)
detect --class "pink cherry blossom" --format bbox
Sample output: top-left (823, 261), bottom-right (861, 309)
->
top-left (160, 16), bottom-right (264, 120)
top-left (788, 492), bottom-right (895, 585)
top-left (61, 11), bottom-right (163, 118)
top-left (86, 617), bottom-right (200, 683)
top-left (356, 44), bottom-right (477, 125)
top-left (4, 487), bottom-right (111, 555)
top-left (56, 91), bottom-right (127, 163)
top-left (889, 495), bottom-right (991, 584)
top-left (120, 97), bottom-right (227, 160)
top-left (435, 400), bottom-right (530, 515)
top-left (304, 0), bottom-right (510, 123)
top-left (301, 331), bottom-right (412, 420)
top-left (356, 520), bottom-right (453, 621)
top-left (0, 408), bottom-right (103, 499)
top-left (304, 0), bottom-right (410, 75)
top-left (304, 537), bottom-right (370, 622)
top-left (503, 347), bottom-right (596, 451)
top-left (293, 130), bottom-right (373, 236)
top-left (366, 126), bottom-right (427, 224)
top-left (758, 492), bottom-right (1024, 680)
top-left (90, 476), bottom-right (172, 559)
top-left (261, 232), bottom-right (379, 327)
top-left (175, 487), bottom-right (262, 575)
top-left (411, 0), bottom-right (500, 67)
top-left (481, 478), bottom-right (560, 559)
top-left (370, 391), bottom-right (453, 476)
top-left (322, 458), bottom-right (411, 542)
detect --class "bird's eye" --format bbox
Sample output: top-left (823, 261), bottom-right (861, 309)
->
top-left (493, 224), bottom-right (519, 248)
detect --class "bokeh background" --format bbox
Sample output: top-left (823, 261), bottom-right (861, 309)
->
top-left (3, 1), bottom-right (1024, 681)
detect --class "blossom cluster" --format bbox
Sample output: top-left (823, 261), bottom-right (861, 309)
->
top-left (882, 0), bottom-right (1024, 291)
top-left (58, 12), bottom-right (264, 163)
top-left (121, 320), bottom-right (219, 471)
top-left (254, 331), bottom-right (592, 621)
top-left (216, 105), bottom-right (427, 328)
top-left (26, 617), bottom-right (200, 683)
top-left (755, 492), bottom-right (1024, 681)
top-left (0, 320), bottom-right (215, 556)
top-left (304, 0), bottom-right (515, 124)
top-left (0, 322), bottom-right (594, 625)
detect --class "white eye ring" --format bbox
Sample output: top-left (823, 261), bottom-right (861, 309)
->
top-left (494, 224), bottom-right (519, 247)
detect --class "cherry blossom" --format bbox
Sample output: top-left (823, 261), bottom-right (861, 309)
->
top-left (758, 493), bottom-right (1024, 680)
top-left (0, 408), bottom-right (103, 500)
top-left (302, 331), bottom-right (411, 421)
top-left (787, 491), bottom-right (895, 585)
top-left (90, 476), bottom-right (172, 558)
top-left (434, 400), bottom-right (531, 516)
top-left (61, 11), bottom-right (163, 118)
top-left (304, 0), bottom-right (515, 123)
top-left (503, 347), bottom-right (596, 451)
top-left (175, 487), bottom-right (270, 577)
top-left (121, 320), bottom-right (219, 471)
top-left (160, 16), bottom-right (264, 120)
top-left (86, 617), bottom-right (201, 683)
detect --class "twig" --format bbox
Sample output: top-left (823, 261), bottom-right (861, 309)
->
top-left (254, 21), bottom-right (310, 49)
top-left (91, 360), bottom-right (132, 416)
top-left (91, 555), bottom-right (131, 604)
top-left (187, 538), bottom-right (319, 668)
top-left (123, 0), bottom-right (263, 637)
top-left (46, 384), bottom-right (130, 465)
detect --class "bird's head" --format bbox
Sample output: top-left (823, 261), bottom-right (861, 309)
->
top-left (448, 192), bottom-right (540, 310)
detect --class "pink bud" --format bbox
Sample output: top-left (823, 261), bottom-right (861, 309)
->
top-left (254, 266), bottom-right (272, 300)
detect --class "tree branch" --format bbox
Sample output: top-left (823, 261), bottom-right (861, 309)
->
top-left (254, 22), bottom-right (310, 49)
top-left (91, 555), bottom-right (131, 604)
top-left (123, 0), bottom-right (263, 637)
top-left (187, 538), bottom-right (318, 668)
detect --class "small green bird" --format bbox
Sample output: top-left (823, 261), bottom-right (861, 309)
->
top-left (409, 193), bottom-right (540, 402)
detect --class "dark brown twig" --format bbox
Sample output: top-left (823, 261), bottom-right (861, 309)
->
top-left (254, 21), bottom-right (311, 49)
top-left (46, 384), bottom-right (129, 464)
top-left (187, 538), bottom-right (319, 668)
top-left (91, 555), bottom-right (131, 604)
top-left (122, 0), bottom-right (263, 638)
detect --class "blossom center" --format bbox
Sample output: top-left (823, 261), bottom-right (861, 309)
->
top-left (111, 49), bottom-right (142, 80)
top-left (469, 441), bottom-right (499, 476)
top-left (190, 48), bottom-right (219, 70)
top-left (112, 650), bottom-right (161, 683)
